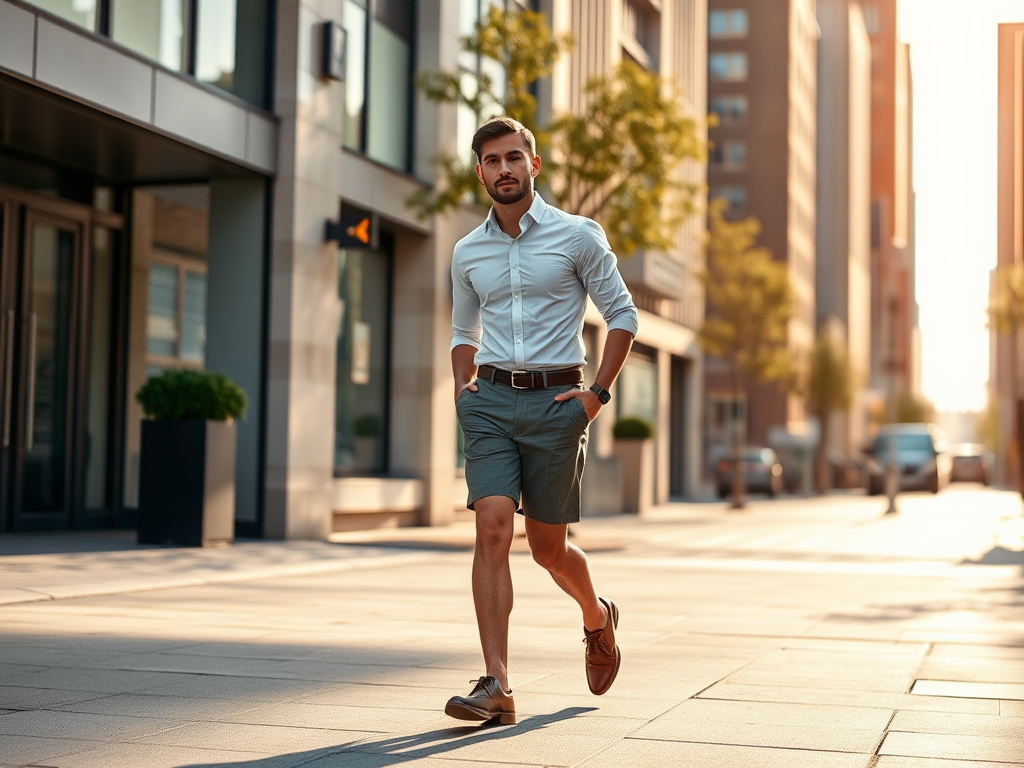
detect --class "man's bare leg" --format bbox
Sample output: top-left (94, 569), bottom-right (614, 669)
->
top-left (524, 517), bottom-right (608, 631)
top-left (472, 495), bottom-right (517, 691)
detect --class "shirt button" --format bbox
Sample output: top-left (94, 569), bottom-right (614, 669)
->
top-left (516, 339), bottom-right (522, 345)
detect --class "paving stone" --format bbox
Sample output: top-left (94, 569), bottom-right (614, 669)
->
top-left (697, 682), bottom-right (1000, 714)
top-left (226, 700), bottom-right (452, 732)
top-left (0, 685), bottom-right (112, 710)
top-left (918, 657), bottom-right (1024, 684)
top-left (890, 709), bottom-right (1024, 738)
top-left (42, 741), bottom-right (329, 768)
top-left (299, 752), bottom-right (547, 767)
top-left (0, 734), bottom-right (97, 765)
top-left (912, 680), bottom-right (1024, 700)
top-left (0, 709), bottom-right (181, 741)
top-left (136, 720), bottom-right (379, 753)
top-left (575, 739), bottom-right (870, 768)
top-left (55, 692), bottom-right (268, 720)
top-left (143, 674), bottom-right (331, 702)
top-left (879, 731), bottom-right (1024, 763)
top-left (1, 667), bottom-right (192, 694)
top-left (629, 718), bottom-right (881, 753)
top-left (722, 667), bottom-right (913, 692)
top-left (875, 758), bottom-right (1024, 768)
top-left (1002, 700), bottom-right (1024, 716)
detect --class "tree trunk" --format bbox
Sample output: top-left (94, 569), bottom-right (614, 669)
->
top-left (730, 362), bottom-right (746, 510)
top-left (815, 410), bottom-right (830, 495)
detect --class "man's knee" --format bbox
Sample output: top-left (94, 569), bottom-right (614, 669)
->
top-left (474, 497), bottom-right (516, 553)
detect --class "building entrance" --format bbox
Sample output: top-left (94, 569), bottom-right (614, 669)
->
top-left (0, 188), bottom-right (121, 532)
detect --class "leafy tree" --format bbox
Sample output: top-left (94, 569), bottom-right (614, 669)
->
top-left (988, 264), bottom-right (1024, 496)
top-left (411, 6), bottom-right (707, 257)
top-left (699, 199), bottom-right (796, 509)
top-left (800, 331), bottom-right (855, 494)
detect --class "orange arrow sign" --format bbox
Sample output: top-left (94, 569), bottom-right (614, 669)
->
top-left (346, 218), bottom-right (370, 244)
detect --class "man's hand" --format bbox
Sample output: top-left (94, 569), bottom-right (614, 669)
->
top-left (455, 378), bottom-right (479, 402)
top-left (554, 387), bottom-right (602, 421)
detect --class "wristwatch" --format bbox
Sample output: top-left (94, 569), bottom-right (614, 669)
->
top-left (589, 383), bottom-right (611, 405)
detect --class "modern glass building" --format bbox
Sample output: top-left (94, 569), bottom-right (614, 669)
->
top-left (0, 0), bottom-right (708, 538)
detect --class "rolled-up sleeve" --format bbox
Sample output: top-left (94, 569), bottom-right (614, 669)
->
top-left (451, 252), bottom-right (482, 350)
top-left (573, 220), bottom-right (639, 337)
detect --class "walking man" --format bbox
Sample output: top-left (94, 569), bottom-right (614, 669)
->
top-left (445, 116), bottom-right (638, 724)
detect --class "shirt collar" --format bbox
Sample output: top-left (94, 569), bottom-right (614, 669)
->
top-left (485, 193), bottom-right (548, 234)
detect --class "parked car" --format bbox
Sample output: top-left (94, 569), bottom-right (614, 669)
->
top-left (949, 443), bottom-right (993, 485)
top-left (863, 423), bottom-right (952, 495)
top-left (715, 447), bottom-right (785, 498)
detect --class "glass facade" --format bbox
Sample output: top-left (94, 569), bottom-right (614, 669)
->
top-left (710, 95), bottom-right (748, 125)
top-left (342, 0), bottom-right (414, 172)
top-left (709, 9), bottom-right (749, 39)
top-left (335, 237), bottom-right (391, 475)
top-left (26, 0), bottom-right (271, 108)
top-left (709, 52), bottom-right (748, 82)
top-left (112, 0), bottom-right (185, 71)
top-left (84, 226), bottom-right (115, 510)
top-left (25, 0), bottom-right (96, 30)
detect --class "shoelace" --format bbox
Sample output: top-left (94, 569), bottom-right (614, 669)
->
top-left (584, 631), bottom-right (612, 656)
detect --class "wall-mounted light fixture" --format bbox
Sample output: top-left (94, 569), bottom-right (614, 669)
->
top-left (320, 21), bottom-right (346, 81)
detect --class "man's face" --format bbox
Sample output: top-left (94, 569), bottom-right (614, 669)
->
top-left (475, 133), bottom-right (541, 206)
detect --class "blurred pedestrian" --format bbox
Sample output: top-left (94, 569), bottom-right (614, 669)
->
top-left (446, 116), bottom-right (638, 724)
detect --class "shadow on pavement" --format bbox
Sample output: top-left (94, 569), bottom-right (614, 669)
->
top-left (961, 544), bottom-right (1024, 567)
top-left (175, 707), bottom-right (598, 768)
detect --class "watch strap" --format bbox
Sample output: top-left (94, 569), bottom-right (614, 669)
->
top-left (589, 383), bottom-right (611, 404)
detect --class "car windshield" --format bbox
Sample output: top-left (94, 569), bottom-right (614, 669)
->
top-left (873, 433), bottom-right (933, 455)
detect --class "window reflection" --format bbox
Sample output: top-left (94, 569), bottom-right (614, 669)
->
top-left (342, 0), bottom-right (367, 151)
top-left (335, 235), bottom-right (391, 475)
top-left (196, 0), bottom-right (237, 92)
top-left (112, 0), bottom-right (185, 71)
top-left (26, 0), bottom-right (96, 31)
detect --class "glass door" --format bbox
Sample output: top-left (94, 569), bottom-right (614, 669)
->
top-left (3, 213), bottom-right (81, 530)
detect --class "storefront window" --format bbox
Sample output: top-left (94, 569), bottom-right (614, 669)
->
top-left (335, 236), bottom-right (391, 475)
top-left (342, 0), bottom-right (367, 151)
top-left (195, 0), bottom-right (237, 92)
top-left (342, 0), bottom-right (413, 172)
top-left (112, 0), bottom-right (185, 71)
top-left (26, 0), bottom-right (96, 31)
top-left (85, 227), bottom-right (115, 509)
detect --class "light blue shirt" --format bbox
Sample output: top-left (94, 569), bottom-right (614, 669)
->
top-left (451, 194), bottom-right (638, 370)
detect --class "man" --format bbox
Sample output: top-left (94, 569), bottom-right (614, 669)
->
top-left (446, 116), bottom-right (638, 725)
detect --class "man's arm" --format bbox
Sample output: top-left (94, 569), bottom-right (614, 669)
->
top-left (554, 329), bottom-right (633, 420)
top-left (452, 344), bottom-right (480, 401)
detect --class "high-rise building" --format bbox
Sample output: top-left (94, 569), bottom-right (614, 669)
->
top-left (816, 0), bottom-right (872, 462)
top-left (704, 0), bottom-right (818, 463)
top-left (990, 22), bottom-right (1024, 485)
top-left (863, 0), bottom-right (918, 411)
top-left (0, 0), bottom-right (708, 536)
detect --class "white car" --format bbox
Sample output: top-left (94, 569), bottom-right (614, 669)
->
top-left (864, 423), bottom-right (952, 495)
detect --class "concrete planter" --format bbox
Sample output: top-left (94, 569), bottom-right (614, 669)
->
top-left (613, 438), bottom-right (654, 515)
top-left (137, 420), bottom-right (236, 547)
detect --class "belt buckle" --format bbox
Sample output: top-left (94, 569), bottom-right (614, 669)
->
top-left (510, 370), bottom-right (532, 389)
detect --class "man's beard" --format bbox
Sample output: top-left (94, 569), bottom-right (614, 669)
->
top-left (486, 177), bottom-right (530, 205)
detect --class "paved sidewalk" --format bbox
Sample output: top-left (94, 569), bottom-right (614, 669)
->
top-left (1, 493), bottom-right (1023, 767)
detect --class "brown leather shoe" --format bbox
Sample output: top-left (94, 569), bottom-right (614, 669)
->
top-left (445, 676), bottom-right (517, 724)
top-left (584, 597), bottom-right (620, 695)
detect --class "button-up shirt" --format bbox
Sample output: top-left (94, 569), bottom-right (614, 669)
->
top-left (451, 194), bottom-right (638, 370)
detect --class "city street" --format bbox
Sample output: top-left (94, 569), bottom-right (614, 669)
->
top-left (1, 486), bottom-right (1023, 767)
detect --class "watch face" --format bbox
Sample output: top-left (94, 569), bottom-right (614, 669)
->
top-left (591, 384), bottom-right (611, 404)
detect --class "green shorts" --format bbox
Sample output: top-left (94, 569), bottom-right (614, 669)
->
top-left (456, 379), bottom-right (590, 525)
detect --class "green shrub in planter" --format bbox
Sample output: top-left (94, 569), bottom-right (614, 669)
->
top-left (136, 369), bottom-right (247, 422)
top-left (612, 416), bottom-right (655, 440)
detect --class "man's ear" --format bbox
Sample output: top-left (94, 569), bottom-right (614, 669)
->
top-left (531, 155), bottom-right (541, 177)
top-left (475, 164), bottom-right (485, 184)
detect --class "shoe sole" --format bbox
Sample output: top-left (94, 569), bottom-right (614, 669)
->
top-left (445, 700), bottom-right (517, 724)
top-left (589, 598), bottom-right (621, 696)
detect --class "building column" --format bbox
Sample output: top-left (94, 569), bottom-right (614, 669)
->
top-left (264, 0), bottom-right (345, 538)
top-left (206, 178), bottom-right (268, 531)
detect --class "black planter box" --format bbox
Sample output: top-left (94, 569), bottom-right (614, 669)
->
top-left (137, 420), bottom-right (236, 547)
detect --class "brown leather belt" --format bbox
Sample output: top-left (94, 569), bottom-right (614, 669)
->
top-left (478, 364), bottom-right (584, 390)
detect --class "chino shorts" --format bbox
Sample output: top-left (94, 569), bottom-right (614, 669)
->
top-left (456, 378), bottom-right (590, 525)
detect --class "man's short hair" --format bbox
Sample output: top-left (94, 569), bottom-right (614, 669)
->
top-left (472, 116), bottom-right (536, 163)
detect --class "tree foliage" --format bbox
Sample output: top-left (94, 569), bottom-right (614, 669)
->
top-left (698, 200), bottom-right (795, 387)
top-left (987, 264), bottom-right (1024, 335)
top-left (799, 330), bottom-right (855, 492)
top-left (698, 199), bottom-right (796, 507)
top-left (411, 7), bottom-right (707, 257)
